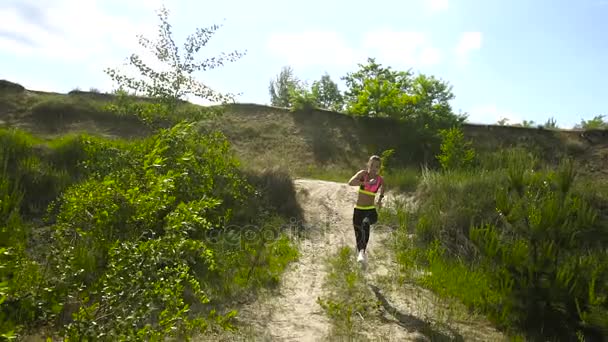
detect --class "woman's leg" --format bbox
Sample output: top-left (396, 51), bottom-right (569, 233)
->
top-left (353, 209), bottom-right (365, 252)
top-left (363, 209), bottom-right (378, 251)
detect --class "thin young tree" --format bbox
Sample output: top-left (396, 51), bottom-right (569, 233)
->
top-left (105, 5), bottom-right (245, 112)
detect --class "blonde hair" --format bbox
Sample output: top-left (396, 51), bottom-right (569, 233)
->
top-left (367, 155), bottom-right (381, 167)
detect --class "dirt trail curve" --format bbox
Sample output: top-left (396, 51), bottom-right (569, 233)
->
top-left (204, 179), bottom-right (506, 342)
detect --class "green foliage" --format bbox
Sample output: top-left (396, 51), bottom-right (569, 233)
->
top-left (392, 148), bottom-right (608, 340)
top-left (42, 122), bottom-right (293, 339)
top-left (379, 148), bottom-right (395, 174)
top-left (268, 68), bottom-right (344, 112)
top-left (341, 57), bottom-right (412, 118)
top-left (436, 127), bottom-right (475, 171)
top-left (269, 66), bottom-right (301, 108)
top-left (104, 5), bottom-right (243, 126)
top-left (317, 247), bottom-right (380, 339)
top-left (311, 73), bottom-right (344, 111)
top-left (0, 123), bottom-right (300, 339)
top-left (543, 117), bottom-right (559, 129)
top-left (575, 114), bottom-right (608, 129)
top-left (383, 167), bottom-right (420, 193)
top-left (476, 147), bottom-right (540, 172)
top-left (497, 118), bottom-right (509, 126)
top-left (341, 58), bottom-right (464, 126)
top-left (0, 134), bottom-right (48, 339)
top-left (0, 129), bottom-right (92, 217)
top-left (417, 241), bottom-right (503, 314)
top-left (467, 159), bottom-right (608, 339)
top-left (510, 119), bottom-right (535, 127)
top-left (414, 168), bottom-right (502, 249)
top-left (521, 120), bottom-right (535, 127)
top-left (288, 82), bottom-right (319, 112)
top-left (104, 89), bottom-right (169, 129)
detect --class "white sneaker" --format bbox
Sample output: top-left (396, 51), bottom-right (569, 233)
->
top-left (362, 250), bottom-right (368, 264)
top-left (357, 250), bottom-right (364, 263)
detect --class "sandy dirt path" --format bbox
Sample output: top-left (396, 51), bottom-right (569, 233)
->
top-left (206, 179), bottom-right (506, 341)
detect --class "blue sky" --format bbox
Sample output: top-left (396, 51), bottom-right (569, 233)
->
top-left (1, 0), bottom-right (607, 128)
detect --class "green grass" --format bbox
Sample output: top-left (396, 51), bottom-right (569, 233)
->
top-left (384, 147), bottom-right (608, 341)
top-left (0, 125), bottom-right (302, 340)
top-left (316, 246), bottom-right (381, 340)
top-left (2, 81), bottom-right (608, 340)
top-left (2, 85), bottom-right (607, 185)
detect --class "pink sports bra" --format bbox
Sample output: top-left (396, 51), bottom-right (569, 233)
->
top-left (359, 172), bottom-right (383, 195)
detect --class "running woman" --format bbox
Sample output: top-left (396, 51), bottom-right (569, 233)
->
top-left (347, 155), bottom-right (385, 264)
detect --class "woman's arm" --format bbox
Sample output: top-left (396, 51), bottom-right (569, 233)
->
top-left (348, 170), bottom-right (367, 186)
top-left (377, 180), bottom-right (386, 207)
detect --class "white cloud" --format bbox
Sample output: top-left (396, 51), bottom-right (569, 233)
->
top-left (361, 30), bottom-right (437, 66)
top-left (454, 31), bottom-right (482, 65)
top-left (0, 0), bottom-right (162, 91)
top-left (466, 104), bottom-right (523, 125)
top-left (266, 31), bottom-right (362, 67)
top-left (267, 29), bottom-right (443, 69)
top-left (427, 0), bottom-right (449, 11)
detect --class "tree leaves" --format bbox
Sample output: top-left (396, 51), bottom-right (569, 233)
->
top-left (104, 4), bottom-right (245, 111)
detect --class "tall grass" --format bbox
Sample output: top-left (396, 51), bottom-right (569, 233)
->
top-left (386, 140), bottom-right (608, 341)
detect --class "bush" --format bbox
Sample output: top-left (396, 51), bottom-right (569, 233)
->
top-left (46, 122), bottom-right (251, 338)
top-left (393, 149), bottom-right (608, 340)
top-left (289, 86), bottom-right (318, 112)
top-left (468, 159), bottom-right (608, 339)
top-left (0, 124), bottom-right (300, 340)
top-left (436, 127), bottom-right (475, 171)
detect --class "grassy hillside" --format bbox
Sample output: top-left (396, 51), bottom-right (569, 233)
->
top-left (0, 80), bottom-right (308, 340)
top-left (2, 79), bottom-right (608, 340)
top-left (1, 80), bottom-right (607, 182)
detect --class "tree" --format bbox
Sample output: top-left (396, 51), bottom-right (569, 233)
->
top-left (340, 57), bottom-right (465, 127)
top-left (575, 115), bottom-right (607, 129)
top-left (311, 73), bottom-right (343, 111)
top-left (521, 120), bottom-right (535, 127)
top-left (409, 73), bottom-right (463, 128)
top-left (269, 66), bottom-right (300, 108)
top-left (543, 117), bottom-right (559, 129)
top-left (341, 57), bottom-right (413, 118)
top-left (288, 81), bottom-right (319, 112)
top-left (436, 127), bottom-right (476, 171)
top-left (104, 5), bottom-right (245, 112)
top-left (497, 118), bottom-right (509, 126)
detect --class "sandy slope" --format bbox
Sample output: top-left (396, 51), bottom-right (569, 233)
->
top-left (204, 179), bottom-right (506, 341)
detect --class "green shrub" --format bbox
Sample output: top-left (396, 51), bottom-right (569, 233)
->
top-left (38, 121), bottom-right (300, 339)
top-left (0, 142), bottom-right (53, 339)
top-left (0, 123), bottom-right (300, 340)
top-left (414, 168), bottom-right (503, 255)
top-left (289, 86), bottom-right (318, 112)
top-left (477, 146), bottom-right (540, 171)
top-left (436, 127), bottom-right (475, 171)
top-left (393, 152), bottom-right (608, 340)
top-left (383, 167), bottom-right (420, 192)
top-left (466, 159), bottom-right (608, 339)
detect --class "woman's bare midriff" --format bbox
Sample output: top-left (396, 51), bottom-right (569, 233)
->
top-left (356, 193), bottom-right (376, 207)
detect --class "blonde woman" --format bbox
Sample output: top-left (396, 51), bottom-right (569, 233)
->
top-left (348, 155), bottom-right (385, 264)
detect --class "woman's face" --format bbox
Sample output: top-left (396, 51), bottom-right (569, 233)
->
top-left (368, 160), bottom-right (380, 176)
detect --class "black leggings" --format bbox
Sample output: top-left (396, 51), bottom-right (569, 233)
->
top-left (353, 208), bottom-right (378, 252)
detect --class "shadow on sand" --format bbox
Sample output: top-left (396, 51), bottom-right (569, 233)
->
top-left (368, 284), bottom-right (465, 342)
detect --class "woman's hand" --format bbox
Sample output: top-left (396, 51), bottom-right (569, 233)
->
top-left (349, 169), bottom-right (368, 186)
top-left (376, 197), bottom-right (383, 209)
